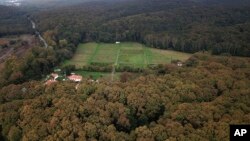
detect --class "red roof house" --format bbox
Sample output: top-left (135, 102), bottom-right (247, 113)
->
top-left (68, 74), bottom-right (82, 82)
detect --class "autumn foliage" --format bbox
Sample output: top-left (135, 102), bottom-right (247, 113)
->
top-left (0, 55), bottom-right (249, 140)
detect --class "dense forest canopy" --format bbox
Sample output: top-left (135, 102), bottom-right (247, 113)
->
top-left (0, 0), bottom-right (250, 140)
top-left (0, 54), bottom-right (250, 140)
top-left (0, 5), bottom-right (32, 36)
top-left (30, 0), bottom-right (250, 56)
top-left (1, 0), bottom-right (250, 56)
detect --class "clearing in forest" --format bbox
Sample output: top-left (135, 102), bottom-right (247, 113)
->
top-left (64, 42), bottom-right (191, 69)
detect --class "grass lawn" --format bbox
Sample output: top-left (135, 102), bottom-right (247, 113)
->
top-left (73, 70), bottom-right (120, 80)
top-left (64, 42), bottom-right (192, 69)
top-left (119, 54), bottom-right (144, 64)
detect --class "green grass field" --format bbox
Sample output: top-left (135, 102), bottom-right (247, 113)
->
top-left (72, 70), bottom-right (121, 80)
top-left (73, 70), bottom-right (109, 80)
top-left (64, 42), bottom-right (191, 69)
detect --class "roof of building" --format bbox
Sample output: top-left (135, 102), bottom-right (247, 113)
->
top-left (51, 73), bottom-right (59, 78)
top-left (68, 74), bottom-right (83, 81)
top-left (177, 62), bottom-right (183, 67)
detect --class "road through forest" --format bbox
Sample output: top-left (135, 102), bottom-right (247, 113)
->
top-left (28, 17), bottom-right (48, 48)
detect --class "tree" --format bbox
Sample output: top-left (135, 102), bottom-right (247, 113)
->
top-left (8, 126), bottom-right (22, 141)
top-left (59, 39), bottom-right (68, 48)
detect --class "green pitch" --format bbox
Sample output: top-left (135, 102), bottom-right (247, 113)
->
top-left (64, 42), bottom-right (191, 69)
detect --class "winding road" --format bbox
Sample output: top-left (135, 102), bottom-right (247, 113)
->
top-left (28, 17), bottom-right (48, 48)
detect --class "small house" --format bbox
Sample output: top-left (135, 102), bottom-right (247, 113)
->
top-left (51, 73), bottom-right (59, 80)
top-left (177, 62), bottom-right (183, 67)
top-left (68, 74), bottom-right (82, 82)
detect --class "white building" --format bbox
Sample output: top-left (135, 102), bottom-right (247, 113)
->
top-left (177, 62), bottom-right (183, 67)
top-left (51, 73), bottom-right (59, 80)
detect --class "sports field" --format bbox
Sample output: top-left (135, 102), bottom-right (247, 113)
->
top-left (64, 42), bottom-right (191, 68)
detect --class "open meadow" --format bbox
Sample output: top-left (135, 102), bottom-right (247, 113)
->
top-left (64, 42), bottom-right (191, 69)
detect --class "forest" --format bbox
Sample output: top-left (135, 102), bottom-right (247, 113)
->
top-left (0, 0), bottom-right (250, 140)
top-left (33, 0), bottom-right (250, 56)
top-left (0, 0), bottom-right (250, 86)
top-left (0, 54), bottom-right (250, 140)
top-left (0, 5), bottom-right (32, 37)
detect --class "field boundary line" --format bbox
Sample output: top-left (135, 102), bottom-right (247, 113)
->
top-left (115, 44), bottom-right (121, 66)
top-left (88, 43), bottom-right (100, 64)
top-left (143, 46), bottom-right (147, 67)
top-left (112, 43), bottom-right (121, 81)
top-left (143, 46), bottom-right (151, 67)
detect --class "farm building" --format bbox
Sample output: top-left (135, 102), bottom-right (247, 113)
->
top-left (68, 74), bottom-right (83, 82)
top-left (177, 62), bottom-right (183, 67)
top-left (51, 73), bottom-right (59, 80)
